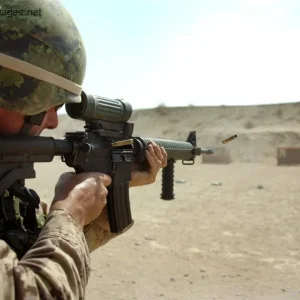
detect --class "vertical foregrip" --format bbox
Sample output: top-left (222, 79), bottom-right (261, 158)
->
top-left (161, 159), bottom-right (175, 200)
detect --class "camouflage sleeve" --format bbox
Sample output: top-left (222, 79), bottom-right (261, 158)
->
top-left (0, 209), bottom-right (91, 299)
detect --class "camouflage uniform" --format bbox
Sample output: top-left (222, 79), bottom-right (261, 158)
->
top-left (0, 210), bottom-right (91, 299)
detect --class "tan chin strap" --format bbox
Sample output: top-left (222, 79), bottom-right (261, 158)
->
top-left (0, 52), bottom-right (82, 96)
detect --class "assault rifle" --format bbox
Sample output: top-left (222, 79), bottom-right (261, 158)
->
top-left (0, 92), bottom-right (214, 235)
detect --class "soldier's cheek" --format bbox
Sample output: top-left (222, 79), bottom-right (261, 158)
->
top-left (30, 125), bottom-right (44, 136)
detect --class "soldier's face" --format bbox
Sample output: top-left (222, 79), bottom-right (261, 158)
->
top-left (31, 106), bottom-right (59, 135)
top-left (0, 106), bottom-right (59, 136)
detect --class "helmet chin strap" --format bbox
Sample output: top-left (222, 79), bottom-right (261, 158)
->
top-left (18, 111), bottom-right (47, 136)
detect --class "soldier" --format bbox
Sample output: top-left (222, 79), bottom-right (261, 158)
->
top-left (0, 0), bottom-right (167, 298)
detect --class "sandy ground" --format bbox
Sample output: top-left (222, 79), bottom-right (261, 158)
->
top-left (29, 103), bottom-right (300, 299)
top-left (30, 160), bottom-right (300, 300)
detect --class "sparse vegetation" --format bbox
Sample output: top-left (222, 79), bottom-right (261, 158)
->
top-left (154, 103), bottom-right (168, 116)
top-left (244, 120), bottom-right (255, 129)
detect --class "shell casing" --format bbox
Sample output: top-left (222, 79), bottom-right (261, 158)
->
top-left (111, 139), bottom-right (133, 147)
top-left (222, 135), bottom-right (237, 144)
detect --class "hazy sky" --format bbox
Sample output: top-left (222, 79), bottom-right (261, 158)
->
top-left (60, 0), bottom-right (300, 111)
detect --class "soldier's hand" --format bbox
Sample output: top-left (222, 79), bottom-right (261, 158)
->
top-left (50, 172), bottom-right (111, 228)
top-left (130, 141), bottom-right (168, 187)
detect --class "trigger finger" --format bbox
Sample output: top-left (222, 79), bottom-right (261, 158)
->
top-left (87, 172), bottom-right (112, 186)
top-left (99, 174), bottom-right (112, 186)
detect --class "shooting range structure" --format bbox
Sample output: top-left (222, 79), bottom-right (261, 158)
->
top-left (277, 147), bottom-right (300, 165)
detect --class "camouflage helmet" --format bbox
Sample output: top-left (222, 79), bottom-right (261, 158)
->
top-left (0, 0), bottom-right (86, 116)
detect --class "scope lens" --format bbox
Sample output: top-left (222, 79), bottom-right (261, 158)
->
top-left (65, 91), bottom-right (87, 119)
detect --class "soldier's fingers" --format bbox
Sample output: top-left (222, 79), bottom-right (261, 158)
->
top-left (76, 172), bottom-right (112, 186)
top-left (151, 153), bottom-right (162, 168)
top-left (98, 173), bottom-right (112, 187)
top-left (155, 160), bottom-right (163, 169)
top-left (161, 147), bottom-right (168, 167)
top-left (148, 143), bottom-right (155, 155)
top-left (148, 143), bottom-right (162, 167)
top-left (145, 150), bottom-right (157, 170)
top-left (150, 141), bottom-right (164, 162)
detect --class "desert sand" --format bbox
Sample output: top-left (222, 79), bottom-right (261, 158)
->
top-left (28, 102), bottom-right (300, 299)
